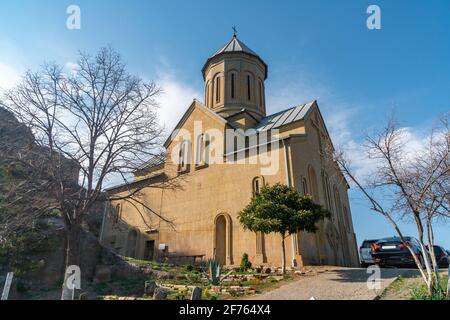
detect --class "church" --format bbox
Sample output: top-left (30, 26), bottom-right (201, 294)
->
top-left (100, 34), bottom-right (359, 268)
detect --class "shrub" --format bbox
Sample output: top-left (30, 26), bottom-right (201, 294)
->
top-left (202, 288), bottom-right (210, 298)
top-left (175, 288), bottom-right (188, 300)
top-left (247, 278), bottom-right (261, 286)
top-left (240, 253), bottom-right (252, 272)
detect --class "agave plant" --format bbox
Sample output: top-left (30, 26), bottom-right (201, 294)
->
top-left (203, 258), bottom-right (232, 285)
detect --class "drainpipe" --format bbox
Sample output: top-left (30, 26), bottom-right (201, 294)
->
top-left (282, 138), bottom-right (297, 268)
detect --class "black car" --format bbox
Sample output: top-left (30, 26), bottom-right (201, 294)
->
top-left (426, 245), bottom-right (449, 268)
top-left (370, 236), bottom-right (423, 268)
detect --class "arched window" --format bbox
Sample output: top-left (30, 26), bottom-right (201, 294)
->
top-left (259, 80), bottom-right (264, 107)
top-left (196, 134), bottom-right (204, 165)
top-left (115, 204), bottom-right (122, 225)
top-left (252, 176), bottom-right (264, 195)
top-left (205, 81), bottom-right (211, 107)
top-left (302, 177), bottom-right (308, 196)
top-left (322, 171), bottom-right (332, 212)
top-left (178, 140), bottom-right (191, 173)
top-left (308, 166), bottom-right (319, 201)
top-left (215, 76), bottom-right (221, 102)
top-left (210, 80), bottom-right (214, 106)
top-left (231, 73), bottom-right (235, 99)
top-left (196, 133), bottom-right (210, 167)
top-left (246, 75), bottom-right (252, 101)
top-left (334, 186), bottom-right (343, 226)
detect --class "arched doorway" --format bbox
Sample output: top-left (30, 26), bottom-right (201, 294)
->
top-left (215, 215), bottom-right (227, 265)
top-left (126, 229), bottom-right (138, 258)
top-left (214, 214), bottom-right (232, 265)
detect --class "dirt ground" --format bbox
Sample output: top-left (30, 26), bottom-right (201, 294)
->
top-left (247, 267), bottom-right (413, 300)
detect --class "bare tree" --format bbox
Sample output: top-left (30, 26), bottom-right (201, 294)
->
top-left (0, 47), bottom-right (176, 299)
top-left (331, 115), bottom-right (449, 296)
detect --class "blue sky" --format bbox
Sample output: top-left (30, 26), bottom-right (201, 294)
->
top-left (1, 1), bottom-right (449, 249)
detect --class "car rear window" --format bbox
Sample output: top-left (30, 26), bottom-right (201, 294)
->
top-left (378, 239), bottom-right (402, 246)
top-left (361, 240), bottom-right (378, 248)
top-left (433, 246), bottom-right (443, 254)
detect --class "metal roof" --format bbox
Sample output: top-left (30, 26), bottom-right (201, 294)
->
top-left (135, 154), bottom-right (165, 172)
top-left (213, 35), bottom-right (258, 56)
top-left (202, 35), bottom-right (268, 79)
top-left (254, 101), bottom-right (315, 131)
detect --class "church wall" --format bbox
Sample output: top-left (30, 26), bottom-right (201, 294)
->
top-left (101, 104), bottom-right (298, 267)
top-left (101, 109), bottom-right (359, 267)
top-left (285, 113), bottom-right (359, 267)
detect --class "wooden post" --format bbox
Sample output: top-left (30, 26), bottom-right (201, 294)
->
top-left (1, 272), bottom-right (14, 300)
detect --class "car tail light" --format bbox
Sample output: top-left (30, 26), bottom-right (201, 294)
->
top-left (371, 244), bottom-right (380, 251)
top-left (399, 242), bottom-right (410, 250)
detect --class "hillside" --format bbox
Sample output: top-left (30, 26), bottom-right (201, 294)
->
top-left (0, 107), bottom-right (119, 299)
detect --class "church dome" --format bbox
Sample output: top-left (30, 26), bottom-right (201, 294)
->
top-left (202, 35), bottom-right (268, 80)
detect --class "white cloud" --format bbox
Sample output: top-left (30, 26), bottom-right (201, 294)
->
top-left (264, 73), bottom-right (436, 182)
top-left (155, 73), bottom-right (201, 134)
top-left (64, 61), bottom-right (78, 75)
top-left (0, 63), bottom-right (21, 90)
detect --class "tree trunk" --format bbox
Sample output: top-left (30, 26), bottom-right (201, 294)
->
top-left (61, 223), bottom-right (82, 300)
top-left (426, 219), bottom-right (441, 293)
top-left (281, 236), bottom-right (286, 274)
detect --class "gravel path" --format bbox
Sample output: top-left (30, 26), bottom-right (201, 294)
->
top-left (248, 268), bottom-right (412, 300)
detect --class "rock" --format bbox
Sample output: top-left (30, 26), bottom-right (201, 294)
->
top-left (142, 267), bottom-right (153, 275)
top-left (263, 267), bottom-right (271, 274)
top-left (190, 287), bottom-right (202, 300)
top-left (79, 230), bottom-right (102, 279)
top-left (173, 285), bottom-right (188, 290)
top-left (79, 292), bottom-right (89, 300)
top-left (154, 270), bottom-right (174, 280)
top-left (111, 261), bottom-right (145, 280)
top-left (101, 249), bottom-right (121, 265)
top-left (153, 287), bottom-right (168, 300)
top-left (94, 264), bottom-right (111, 282)
top-left (270, 275), bottom-right (284, 281)
top-left (144, 280), bottom-right (156, 295)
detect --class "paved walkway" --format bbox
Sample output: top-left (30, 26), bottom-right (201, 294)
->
top-left (249, 268), bottom-right (414, 300)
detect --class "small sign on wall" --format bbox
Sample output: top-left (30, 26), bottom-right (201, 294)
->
top-left (158, 243), bottom-right (168, 251)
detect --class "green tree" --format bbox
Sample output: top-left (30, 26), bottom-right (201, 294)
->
top-left (238, 183), bottom-right (330, 273)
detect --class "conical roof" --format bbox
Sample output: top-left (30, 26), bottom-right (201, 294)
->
top-left (212, 35), bottom-right (258, 56)
top-left (202, 35), bottom-right (268, 79)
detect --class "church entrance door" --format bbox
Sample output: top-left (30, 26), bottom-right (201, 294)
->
top-left (215, 215), bottom-right (227, 265)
